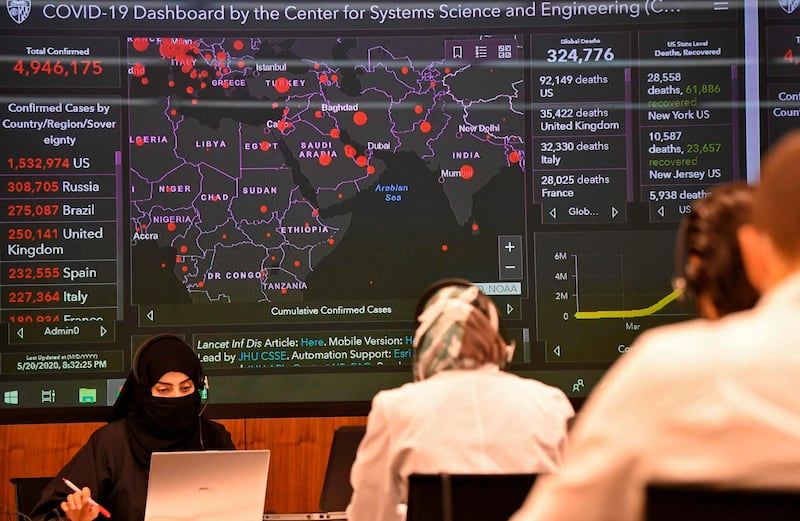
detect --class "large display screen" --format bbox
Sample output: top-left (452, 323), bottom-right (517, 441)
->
top-left (0, 0), bottom-right (793, 422)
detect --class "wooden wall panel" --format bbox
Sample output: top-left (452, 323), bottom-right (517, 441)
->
top-left (0, 417), bottom-right (365, 518)
top-left (0, 423), bottom-right (104, 516)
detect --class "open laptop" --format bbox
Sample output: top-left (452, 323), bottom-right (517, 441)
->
top-left (145, 449), bottom-right (270, 521)
top-left (263, 425), bottom-right (366, 521)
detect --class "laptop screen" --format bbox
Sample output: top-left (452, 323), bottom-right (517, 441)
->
top-left (262, 426), bottom-right (365, 521)
top-left (145, 450), bottom-right (270, 521)
top-left (319, 425), bottom-right (366, 513)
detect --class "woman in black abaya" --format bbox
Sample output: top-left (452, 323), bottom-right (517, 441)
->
top-left (30, 335), bottom-right (235, 521)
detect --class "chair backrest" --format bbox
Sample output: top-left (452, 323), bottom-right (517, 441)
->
top-left (319, 424), bottom-right (366, 512)
top-left (10, 477), bottom-right (54, 521)
top-left (406, 473), bottom-right (537, 521)
top-left (646, 483), bottom-right (800, 521)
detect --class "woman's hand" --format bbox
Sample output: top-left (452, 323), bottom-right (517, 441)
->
top-left (60, 487), bottom-right (99, 521)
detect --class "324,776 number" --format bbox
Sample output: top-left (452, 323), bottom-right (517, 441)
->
top-left (546, 47), bottom-right (615, 63)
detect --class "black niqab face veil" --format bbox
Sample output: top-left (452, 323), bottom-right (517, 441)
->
top-left (111, 335), bottom-right (206, 467)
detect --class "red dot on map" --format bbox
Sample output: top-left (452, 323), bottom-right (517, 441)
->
top-left (460, 165), bottom-right (474, 179)
top-left (441, 244), bottom-right (449, 252)
top-left (135, 137), bottom-right (144, 146)
top-left (170, 109), bottom-right (177, 116)
top-left (314, 110), bottom-right (322, 118)
top-left (274, 77), bottom-right (290, 94)
top-left (260, 205), bottom-right (268, 213)
top-left (331, 74), bottom-right (339, 82)
top-left (319, 74), bottom-right (328, 83)
top-left (420, 121), bottom-right (432, 133)
top-left (191, 99), bottom-right (198, 105)
top-left (312, 209), bottom-right (319, 216)
top-left (238, 61), bottom-right (245, 69)
top-left (133, 38), bottom-right (149, 52)
top-left (200, 82), bottom-right (207, 89)
top-left (233, 40), bottom-right (244, 51)
top-left (132, 63), bottom-right (145, 77)
top-left (508, 151), bottom-right (520, 163)
top-left (319, 153), bottom-right (332, 166)
top-left (344, 145), bottom-right (356, 158)
top-left (216, 51), bottom-right (227, 62)
top-left (168, 80), bottom-right (175, 87)
top-left (159, 41), bottom-right (174, 58)
top-left (338, 193), bottom-right (343, 199)
top-left (182, 64), bottom-right (192, 74)
top-left (204, 53), bottom-right (212, 61)
top-left (180, 245), bottom-right (188, 253)
top-left (353, 111), bottom-right (368, 126)
top-left (175, 255), bottom-right (182, 262)
top-left (367, 165), bottom-right (376, 174)
top-left (313, 63), bottom-right (320, 70)
top-left (414, 105), bottom-right (423, 114)
top-left (401, 66), bottom-right (409, 74)
top-left (294, 260), bottom-right (301, 267)
top-left (161, 262), bottom-right (167, 269)
top-left (200, 70), bottom-right (209, 78)
top-left (281, 288), bottom-right (288, 294)
top-left (222, 67), bottom-right (230, 74)
top-left (222, 234), bottom-right (227, 239)
top-left (472, 223), bottom-right (479, 232)
top-left (141, 77), bottom-right (149, 85)
top-left (182, 265), bottom-right (189, 272)
top-left (271, 102), bottom-right (279, 109)
top-left (271, 255), bottom-right (276, 261)
top-left (222, 80), bottom-right (229, 88)
top-left (186, 86), bottom-right (194, 94)
top-left (430, 81), bottom-right (436, 87)
top-left (330, 128), bottom-right (340, 139)
top-left (356, 156), bottom-right (367, 167)
top-left (260, 141), bottom-right (270, 151)
top-left (328, 238), bottom-right (335, 245)
top-left (445, 67), bottom-right (451, 73)
top-left (198, 281), bottom-right (204, 288)
top-left (167, 222), bottom-right (177, 231)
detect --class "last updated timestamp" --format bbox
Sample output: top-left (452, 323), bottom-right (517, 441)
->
top-left (15, 359), bottom-right (106, 371)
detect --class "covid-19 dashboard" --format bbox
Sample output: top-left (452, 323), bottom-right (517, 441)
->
top-left (0, 0), bottom-right (798, 421)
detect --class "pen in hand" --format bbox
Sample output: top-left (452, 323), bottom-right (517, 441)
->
top-left (61, 478), bottom-right (111, 518)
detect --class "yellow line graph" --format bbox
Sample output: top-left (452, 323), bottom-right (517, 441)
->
top-left (574, 288), bottom-right (683, 320)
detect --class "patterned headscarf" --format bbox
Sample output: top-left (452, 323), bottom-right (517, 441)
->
top-left (413, 280), bottom-right (513, 381)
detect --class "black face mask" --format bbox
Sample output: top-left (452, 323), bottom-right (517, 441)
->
top-left (140, 392), bottom-right (201, 436)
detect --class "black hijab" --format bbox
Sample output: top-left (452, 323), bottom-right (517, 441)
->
top-left (111, 335), bottom-right (206, 467)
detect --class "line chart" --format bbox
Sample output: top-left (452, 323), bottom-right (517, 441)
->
top-left (534, 229), bottom-right (693, 363)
